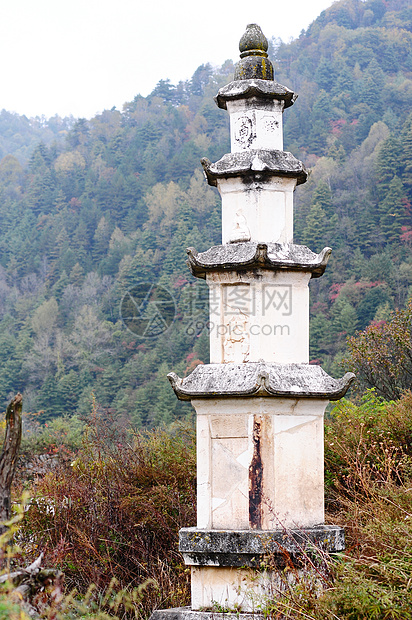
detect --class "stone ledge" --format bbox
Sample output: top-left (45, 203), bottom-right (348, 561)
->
top-left (201, 150), bottom-right (307, 187)
top-left (187, 243), bottom-right (332, 279)
top-left (150, 608), bottom-right (262, 620)
top-left (179, 526), bottom-right (345, 567)
top-left (215, 79), bottom-right (296, 110)
top-left (168, 362), bottom-right (355, 401)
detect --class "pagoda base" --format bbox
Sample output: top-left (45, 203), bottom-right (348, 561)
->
top-left (150, 542), bottom-right (341, 617)
top-left (180, 526), bottom-right (344, 612)
top-left (149, 526), bottom-right (345, 617)
top-left (150, 608), bottom-right (264, 620)
top-left (190, 565), bottom-right (314, 612)
top-left (151, 548), bottom-right (335, 616)
top-left (179, 525), bottom-right (345, 567)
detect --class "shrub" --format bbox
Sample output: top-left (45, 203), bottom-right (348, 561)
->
top-left (321, 391), bottom-right (412, 619)
top-left (18, 416), bottom-right (196, 619)
top-left (325, 390), bottom-right (412, 503)
top-left (346, 301), bottom-right (412, 400)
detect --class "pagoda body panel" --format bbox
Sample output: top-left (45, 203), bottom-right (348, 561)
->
top-left (206, 268), bottom-right (310, 364)
top-left (219, 175), bottom-right (296, 244)
top-left (195, 396), bottom-right (326, 532)
top-left (228, 98), bottom-right (285, 152)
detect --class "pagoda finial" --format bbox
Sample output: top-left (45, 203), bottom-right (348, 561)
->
top-left (239, 23), bottom-right (268, 56)
top-left (234, 24), bottom-right (274, 81)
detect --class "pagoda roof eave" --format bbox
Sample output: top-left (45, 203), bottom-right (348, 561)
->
top-left (201, 150), bottom-right (308, 186)
top-left (215, 79), bottom-right (297, 109)
top-left (187, 242), bottom-right (332, 279)
top-left (168, 362), bottom-right (355, 401)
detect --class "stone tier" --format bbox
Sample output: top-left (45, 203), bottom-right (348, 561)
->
top-left (151, 609), bottom-right (264, 620)
top-left (180, 526), bottom-right (345, 567)
top-left (168, 362), bottom-right (355, 401)
top-left (215, 79), bottom-right (296, 110)
top-left (201, 150), bottom-right (307, 187)
top-left (187, 242), bottom-right (332, 279)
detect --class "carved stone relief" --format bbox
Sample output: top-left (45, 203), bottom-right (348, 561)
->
top-left (229, 209), bottom-right (251, 243)
top-left (223, 309), bottom-right (250, 364)
top-left (233, 114), bottom-right (255, 149)
top-left (262, 115), bottom-right (279, 132)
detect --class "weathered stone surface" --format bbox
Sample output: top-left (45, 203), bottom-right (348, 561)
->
top-left (179, 526), bottom-right (345, 567)
top-left (202, 268), bottom-right (313, 366)
top-left (187, 242), bottom-right (332, 279)
top-left (168, 362), bottom-right (355, 401)
top-left (239, 24), bottom-right (268, 56)
top-left (233, 24), bottom-right (274, 81)
top-left (228, 102), bottom-right (284, 152)
top-left (194, 398), bottom-right (327, 531)
top-left (219, 175), bottom-right (297, 245)
top-left (234, 56), bottom-right (274, 81)
top-left (150, 607), bottom-right (263, 620)
top-left (201, 150), bottom-right (307, 187)
top-left (215, 79), bottom-right (296, 110)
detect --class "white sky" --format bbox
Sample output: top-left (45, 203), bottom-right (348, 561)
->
top-left (0, 0), bottom-right (336, 120)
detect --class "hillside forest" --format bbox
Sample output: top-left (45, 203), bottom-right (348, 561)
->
top-left (0, 0), bottom-right (411, 428)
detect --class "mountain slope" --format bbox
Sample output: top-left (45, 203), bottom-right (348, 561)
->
top-left (0, 0), bottom-right (410, 423)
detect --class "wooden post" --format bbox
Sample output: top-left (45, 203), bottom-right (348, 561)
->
top-left (0, 393), bottom-right (22, 530)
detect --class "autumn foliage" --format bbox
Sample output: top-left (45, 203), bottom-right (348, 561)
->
top-left (346, 300), bottom-right (412, 400)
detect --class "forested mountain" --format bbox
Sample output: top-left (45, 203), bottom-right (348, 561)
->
top-left (0, 0), bottom-right (411, 426)
top-left (0, 110), bottom-right (73, 162)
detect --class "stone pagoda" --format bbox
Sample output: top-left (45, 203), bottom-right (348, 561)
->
top-left (153, 24), bottom-right (354, 619)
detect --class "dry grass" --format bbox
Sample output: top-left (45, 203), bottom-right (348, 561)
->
top-left (16, 413), bottom-right (196, 619)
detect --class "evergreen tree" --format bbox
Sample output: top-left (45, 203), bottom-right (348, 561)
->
top-left (375, 135), bottom-right (403, 201)
top-left (315, 59), bottom-right (338, 92)
top-left (401, 113), bottom-right (412, 199)
top-left (357, 58), bottom-right (385, 112)
top-left (302, 202), bottom-right (327, 250)
top-left (312, 181), bottom-right (333, 218)
top-left (92, 216), bottom-right (111, 263)
top-left (379, 175), bottom-right (406, 243)
top-left (332, 297), bottom-right (359, 337)
top-left (57, 370), bottom-right (81, 416)
top-left (37, 375), bottom-right (62, 421)
top-left (27, 144), bottom-right (57, 214)
top-left (357, 286), bottom-right (391, 330)
top-left (310, 313), bottom-right (333, 362)
top-left (70, 262), bottom-right (85, 286)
